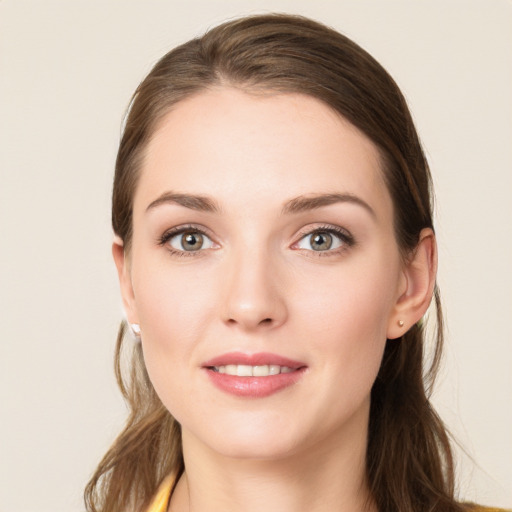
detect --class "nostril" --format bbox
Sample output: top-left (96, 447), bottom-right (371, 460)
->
top-left (226, 316), bottom-right (274, 328)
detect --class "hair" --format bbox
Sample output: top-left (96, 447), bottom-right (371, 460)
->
top-left (85, 13), bottom-right (466, 512)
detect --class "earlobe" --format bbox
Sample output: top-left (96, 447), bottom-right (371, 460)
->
top-left (387, 228), bottom-right (437, 339)
top-left (112, 236), bottom-right (139, 325)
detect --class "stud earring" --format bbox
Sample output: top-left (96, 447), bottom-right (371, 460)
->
top-left (398, 320), bottom-right (404, 327)
top-left (130, 323), bottom-right (141, 338)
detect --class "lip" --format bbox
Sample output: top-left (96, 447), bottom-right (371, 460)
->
top-left (202, 352), bottom-right (307, 398)
top-left (202, 351), bottom-right (305, 368)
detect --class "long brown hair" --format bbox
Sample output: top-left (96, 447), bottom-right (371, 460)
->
top-left (85, 14), bottom-right (465, 512)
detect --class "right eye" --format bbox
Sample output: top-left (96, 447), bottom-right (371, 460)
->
top-left (167, 230), bottom-right (216, 252)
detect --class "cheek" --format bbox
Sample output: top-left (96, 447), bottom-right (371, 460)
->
top-left (296, 253), bottom-right (398, 337)
top-left (130, 258), bottom-right (220, 398)
top-left (293, 254), bottom-right (399, 391)
top-left (133, 251), bottom-right (218, 337)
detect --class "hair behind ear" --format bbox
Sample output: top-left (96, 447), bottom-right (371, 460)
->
top-left (84, 322), bottom-right (184, 512)
top-left (368, 289), bottom-right (465, 512)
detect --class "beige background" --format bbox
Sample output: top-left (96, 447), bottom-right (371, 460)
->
top-left (1, 1), bottom-right (511, 511)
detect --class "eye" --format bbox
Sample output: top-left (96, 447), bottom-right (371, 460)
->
top-left (164, 228), bottom-right (216, 252)
top-left (295, 227), bottom-right (353, 252)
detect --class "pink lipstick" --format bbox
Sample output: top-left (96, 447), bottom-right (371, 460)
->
top-left (202, 352), bottom-right (307, 398)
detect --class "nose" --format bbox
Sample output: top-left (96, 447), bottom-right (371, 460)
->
top-left (221, 248), bottom-right (288, 332)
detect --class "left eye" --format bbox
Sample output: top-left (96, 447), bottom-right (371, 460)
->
top-left (296, 230), bottom-right (347, 252)
top-left (168, 230), bottom-right (215, 252)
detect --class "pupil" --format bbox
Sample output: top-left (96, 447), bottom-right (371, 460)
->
top-left (312, 232), bottom-right (332, 251)
top-left (182, 232), bottom-right (203, 251)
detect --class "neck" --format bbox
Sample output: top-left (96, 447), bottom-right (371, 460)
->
top-left (169, 417), bottom-right (376, 512)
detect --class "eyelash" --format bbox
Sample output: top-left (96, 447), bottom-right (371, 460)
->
top-left (158, 224), bottom-right (213, 258)
top-left (158, 224), bottom-right (355, 258)
top-left (293, 224), bottom-right (355, 257)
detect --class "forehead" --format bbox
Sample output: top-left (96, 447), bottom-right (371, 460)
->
top-left (135, 87), bottom-right (391, 218)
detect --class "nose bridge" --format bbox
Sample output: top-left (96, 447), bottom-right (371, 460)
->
top-left (221, 240), bottom-right (287, 330)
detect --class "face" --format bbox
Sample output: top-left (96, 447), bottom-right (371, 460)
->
top-left (118, 87), bottom-right (408, 460)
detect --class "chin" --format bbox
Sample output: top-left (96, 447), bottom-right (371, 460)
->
top-left (211, 434), bottom-right (301, 461)
top-left (184, 411), bottom-right (306, 461)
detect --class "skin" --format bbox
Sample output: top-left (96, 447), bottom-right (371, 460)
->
top-left (113, 87), bottom-right (437, 512)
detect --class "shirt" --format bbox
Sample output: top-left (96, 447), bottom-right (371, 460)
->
top-left (144, 474), bottom-right (510, 512)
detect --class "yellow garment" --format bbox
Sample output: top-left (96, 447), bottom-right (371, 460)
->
top-left (144, 474), bottom-right (510, 512)
top-left (145, 473), bottom-right (175, 512)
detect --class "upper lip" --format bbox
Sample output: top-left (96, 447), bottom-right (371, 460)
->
top-left (202, 352), bottom-right (306, 369)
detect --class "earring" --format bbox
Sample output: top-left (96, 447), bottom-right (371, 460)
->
top-left (130, 323), bottom-right (141, 338)
top-left (398, 320), bottom-right (404, 327)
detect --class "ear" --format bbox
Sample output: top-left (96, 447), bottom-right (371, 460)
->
top-left (112, 235), bottom-right (139, 325)
top-left (387, 228), bottom-right (437, 339)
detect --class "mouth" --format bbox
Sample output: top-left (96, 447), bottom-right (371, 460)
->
top-left (209, 364), bottom-right (296, 376)
top-left (202, 352), bottom-right (307, 398)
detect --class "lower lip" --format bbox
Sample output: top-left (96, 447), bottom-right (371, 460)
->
top-left (204, 368), bottom-right (306, 398)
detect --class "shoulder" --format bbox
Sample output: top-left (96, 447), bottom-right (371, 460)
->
top-left (463, 504), bottom-right (511, 512)
top-left (141, 490), bottom-right (512, 512)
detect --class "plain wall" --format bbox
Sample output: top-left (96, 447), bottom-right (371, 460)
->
top-left (1, 1), bottom-right (511, 511)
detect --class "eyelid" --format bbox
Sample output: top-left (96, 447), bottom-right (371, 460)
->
top-left (291, 224), bottom-right (355, 253)
top-left (158, 224), bottom-right (219, 256)
top-left (157, 222), bottom-right (354, 257)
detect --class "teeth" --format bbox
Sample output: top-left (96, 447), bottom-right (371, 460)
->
top-left (212, 364), bottom-right (295, 376)
top-left (236, 365), bottom-right (253, 377)
top-left (253, 365), bottom-right (269, 377)
top-left (269, 365), bottom-right (280, 375)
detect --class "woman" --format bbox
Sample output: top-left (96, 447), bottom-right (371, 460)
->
top-left (84, 13), bottom-right (505, 512)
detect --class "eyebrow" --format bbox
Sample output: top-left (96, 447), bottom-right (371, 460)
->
top-left (146, 192), bottom-right (221, 213)
top-left (282, 193), bottom-right (376, 218)
top-left (146, 191), bottom-right (375, 218)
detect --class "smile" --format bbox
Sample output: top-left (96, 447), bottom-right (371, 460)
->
top-left (202, 352), bottom-right (307, 398)
top-left (211, 364), bottom-right (294, 376)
